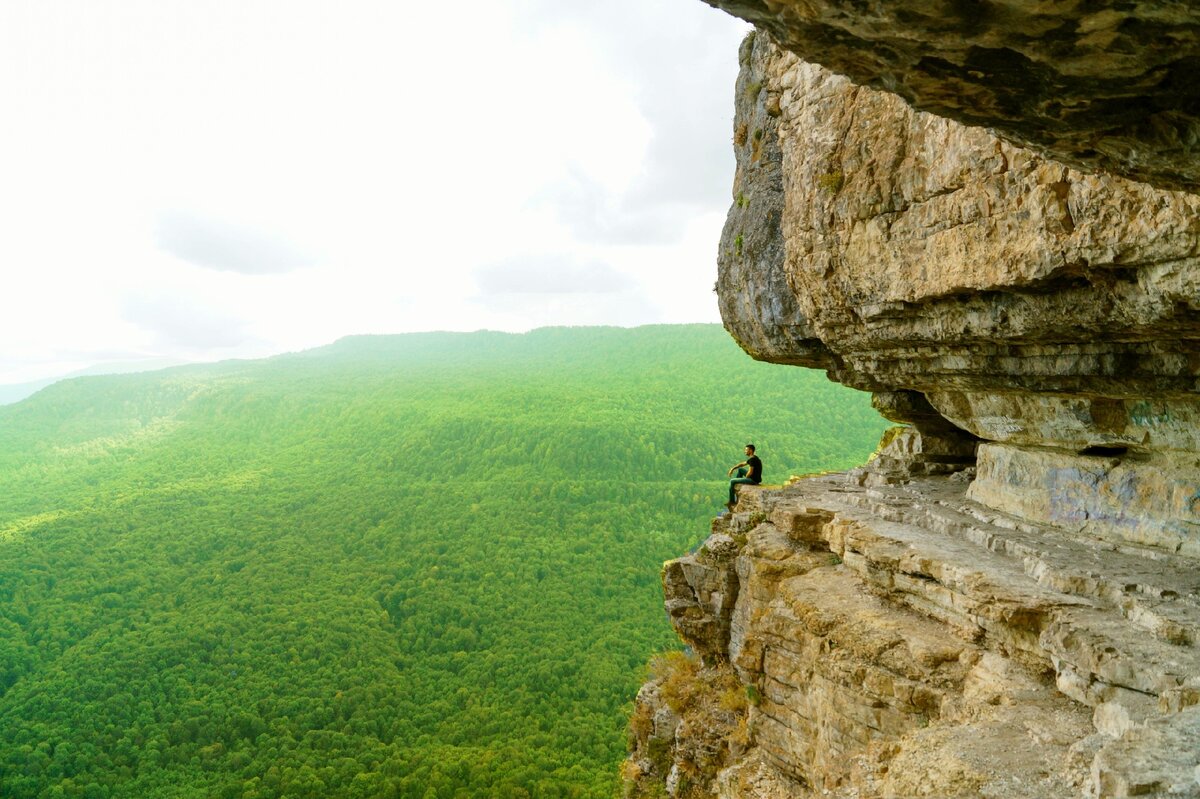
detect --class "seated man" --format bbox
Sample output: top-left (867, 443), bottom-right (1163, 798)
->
top-left (726, 444), bottom-right (762, 510)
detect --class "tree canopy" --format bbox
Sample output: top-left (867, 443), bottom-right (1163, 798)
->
top-left (0, 325), bottom-right (888, 798)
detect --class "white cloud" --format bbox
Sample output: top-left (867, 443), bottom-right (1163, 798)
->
top-left (156, 211), bottom-right (318, 275)
top-left (122, 292), bottom-right (257, 350)
top-left (0, 0), bottom-right (748, 385)
top-left (475, 255), bottom-right (634, 295)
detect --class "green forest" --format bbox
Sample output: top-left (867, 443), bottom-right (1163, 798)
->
top-left (0, 325), bottom-right (888, 799)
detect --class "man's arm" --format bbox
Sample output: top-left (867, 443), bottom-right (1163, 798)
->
top-left (728, 460), bottom-right (747, 476)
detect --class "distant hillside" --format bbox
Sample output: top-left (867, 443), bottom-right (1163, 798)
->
top-left (0, 325), bottom-right (889, 799)
top-left (0, 358), bottom-right (187, 407)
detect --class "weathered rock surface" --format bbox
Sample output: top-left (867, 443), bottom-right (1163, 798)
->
top-left (702, 0), bottom-right (1200, 192)
top-left (626, 463), bottom-right (1200, 798)
top-left (720, 32), bottom-right (1200, 403)
top-left (627, 18), bottom-right (1200, 799)
top-left (717, 30), bottom-right (1199, 560)
top-left (624, 654), bottom-right (750, 798)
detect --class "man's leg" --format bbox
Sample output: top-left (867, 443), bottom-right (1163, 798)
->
top-left (728, 468), bottom-right (752, 505)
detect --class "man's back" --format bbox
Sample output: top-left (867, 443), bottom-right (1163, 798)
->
top-left (747, 455), bottom-right (762, 483)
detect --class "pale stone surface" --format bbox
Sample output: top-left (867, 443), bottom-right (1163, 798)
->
top-left (1089, 707), bottom-right (1200, 798)
top-left (928, 391), bottom-right (1200, 453)
top-left (700, 1), bottom-right (1200, 192)
top-left (662, 534), bottom-right (742, 663)
top-left (718, 34), bottom-right (1200, 402)
top-left (969, 443), bottom-right (1200, 555)
top-left (628, 19), bottom-right (1200, 799)
top-left (715, 750), bottom-right (806, 799)
top-left (629, 468), bottom-right (1200, 799)
top-left (716, 36), bottom-right (1200, 556)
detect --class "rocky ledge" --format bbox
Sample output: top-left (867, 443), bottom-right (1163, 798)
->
top-left (626, 465), bottom-right (1200, 797)
top-left (624, 22), bottom-right (1199, 799)
top-left (718, 30), bottom-right (1198, 568)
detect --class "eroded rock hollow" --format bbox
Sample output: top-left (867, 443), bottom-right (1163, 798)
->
top-left (624, 25), bottom-right (1200, 799)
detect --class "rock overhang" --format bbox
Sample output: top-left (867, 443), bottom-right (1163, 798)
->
top-left (702, 0), bottom-right (1200, 192)
top-left (625, 10), bottom-right (1200, 797)
top-left (717, 33), bottom-right (1200, 478)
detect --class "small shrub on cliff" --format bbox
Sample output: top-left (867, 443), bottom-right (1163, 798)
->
top-left (734, 122), bottom-right (748, 146)
top-left (868, 425), bottom-right (907, 461)
top-left (718, 685), bottom-right (748, 713)
top-left (627, 658), bottom-right (753, 799)
top-left (645, 737), bottom-right (673, 775)
top-left (619, 759), bottom-right (642, 787)
top-left (739, 30), bottom-right (756, 64)
top-left (817, 171), bottom-right (845, 193)
top-left (730, 715), bottom-right (751, 751)
top-left (639, 782), bottom-right (668, 799)
top-left (628, 699), bottom-right (655, 744)
top-left (622, 759), bottom-right (667, 799)
top-left (650, 651), bottom-right (701, 714)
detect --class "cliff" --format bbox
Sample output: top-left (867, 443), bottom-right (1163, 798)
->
top-left (624, 25), bottom-right (1200, 799)
top-left (701, 0), bottom-right (1200, 193)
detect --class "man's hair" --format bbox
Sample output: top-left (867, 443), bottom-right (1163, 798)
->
top-left (745, 444), bottom-right (755, 452)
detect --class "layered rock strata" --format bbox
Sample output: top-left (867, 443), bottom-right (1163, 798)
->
top-left (718, 31), bottom-right (1199, 559)
top-left (627, 473), bottom-right (1200, 797)
top-left (701, 0), bottom-right (1200, 192)
top-left (625, 26), bottom-right (1200, 799)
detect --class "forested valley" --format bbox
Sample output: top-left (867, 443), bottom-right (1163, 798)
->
top-left (0, 325), bottom-right (889, 799)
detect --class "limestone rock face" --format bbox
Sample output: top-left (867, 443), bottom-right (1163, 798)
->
top-left (702, 0), bottom-right (1200, 192)
top-left (625, 25), bottom-right (1200, 799)
top-left (624, 655), bottom-right (750, 798)
top-left (717, 31), bottom-right (1200, 555)
top-left (721, 33), bottom-right (1200, 401)
top-left (625, 468), bottom-right (1200, 798)
top-left (662, 532), bottom-right (742, 661)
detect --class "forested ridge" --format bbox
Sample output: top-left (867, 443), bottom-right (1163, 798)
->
top-left (0, 325), bottom-right (889, 799)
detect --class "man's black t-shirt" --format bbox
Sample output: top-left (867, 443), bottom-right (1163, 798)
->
top-left (746, 455), bottom-right (763, 483)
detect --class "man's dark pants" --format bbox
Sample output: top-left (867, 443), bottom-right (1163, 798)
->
top-left (728, 467), bottom-right (758, 505)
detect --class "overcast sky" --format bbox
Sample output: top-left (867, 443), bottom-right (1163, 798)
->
top-left (0, 0), bottom-right (749, 384)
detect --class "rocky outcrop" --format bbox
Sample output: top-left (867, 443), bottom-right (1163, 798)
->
top-left (627, 467), bottom-right (1200, 798)
top-left (625, 24), bottom-right (1200, 799)
top-left (701, 1), bottom-right (1200, 192)
top-left (623, 653), bottom-right (751, 798)
top-left (720, 32), bottom-right (1200, 400)
top-left (718, 31), bottom-right (1199, 561)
